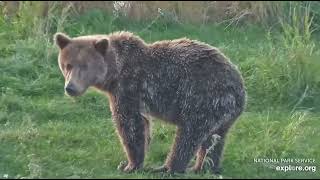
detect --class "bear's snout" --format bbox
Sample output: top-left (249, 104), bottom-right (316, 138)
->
top-left (65, 83), bottom-right (78, 96)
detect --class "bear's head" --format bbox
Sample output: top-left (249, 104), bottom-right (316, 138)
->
top-left (54, 33), bottom-right (111, 97)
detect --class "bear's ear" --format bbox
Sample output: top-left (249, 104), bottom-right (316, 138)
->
top-left (94, 39), bottom-right (108, 55)
top-left (54, 33), bottom-right (71, 49)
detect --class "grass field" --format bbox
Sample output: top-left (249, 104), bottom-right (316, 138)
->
top-left (0, 6), bottom-right (320, 179)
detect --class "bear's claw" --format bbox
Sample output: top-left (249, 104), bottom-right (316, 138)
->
top-left (117, 161), bottom-right (128, 171)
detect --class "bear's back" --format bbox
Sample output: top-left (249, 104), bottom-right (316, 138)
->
top-left (149, 38), bottom-right (230, 65)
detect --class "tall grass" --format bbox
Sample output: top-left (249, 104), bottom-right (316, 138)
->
top-left (2, 1), bottom-right (320, 25)
top-left (1, 1), bottom-right (320, 110)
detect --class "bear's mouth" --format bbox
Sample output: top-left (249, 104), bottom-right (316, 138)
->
top-left (65, 89), bottom-right (80, 97)
top-left (64, 87), bottom-right (84, 97)
top-left (64, 82), bottom-right (87, 97)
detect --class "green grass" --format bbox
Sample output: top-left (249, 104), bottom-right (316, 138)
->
top-left (1, 106), bottom-right (319, 178)
top-left (0, 6), bottom-right (320, 179)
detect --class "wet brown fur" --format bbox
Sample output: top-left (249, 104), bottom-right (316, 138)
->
top-left (54, 31), bottom-right (246, 174)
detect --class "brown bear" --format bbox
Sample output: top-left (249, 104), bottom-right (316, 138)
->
top-left (53, 31), bottom-right (246, 174)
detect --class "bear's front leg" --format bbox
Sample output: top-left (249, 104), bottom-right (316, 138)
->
top-left (111, 95), bottom-right (146, 173)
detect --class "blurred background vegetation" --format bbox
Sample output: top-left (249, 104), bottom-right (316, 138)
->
top-left (2, 0), bottom-right (320, 111)
top-left (0, 1), bottom-right (319, 179)
top-left (2, 1), bottom-right (320, 25)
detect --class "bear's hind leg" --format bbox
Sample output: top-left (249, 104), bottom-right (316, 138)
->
top-left (160, 126), bottom-right (210, 173)
top-left (206, 130), bottom-right (227, 174)
top-left (189, 133), bottom-right (223, 174)
top-left (190, 137), bottom-right (212, 173)
top-left (144, 117), bottom-right (151, 152)
top-left (192, 122), bottom-right (232, 175)
top-left (190, 116), bottom-right (238, 174)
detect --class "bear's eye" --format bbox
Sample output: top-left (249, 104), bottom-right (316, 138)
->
top-left (66, 64), bottom-right (73, 71)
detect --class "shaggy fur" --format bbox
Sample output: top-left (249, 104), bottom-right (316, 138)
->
top-left (54, 31), bottom-right (246, 174)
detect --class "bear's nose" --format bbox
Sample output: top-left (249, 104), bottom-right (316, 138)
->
top-left (65, 83), bottom-right (77, 96)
